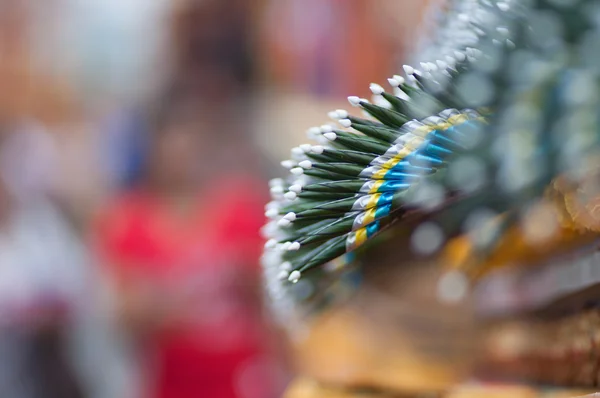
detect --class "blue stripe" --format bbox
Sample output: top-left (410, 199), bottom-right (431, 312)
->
top-left (366, 221), bottom-right (380, 238)
top-left (378, 181), bottom-right (410, 192)
top-left (374, 203), bottom-right (392, 219)
top-left (381, 171), bottom-right (421, 182)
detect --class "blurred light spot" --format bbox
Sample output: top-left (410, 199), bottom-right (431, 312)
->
top-left (457, 72), bottom-right (495, 107)
top-left (408, 182), bottom-right (446, 210)
top-left (448, 155), bottom-right (486, 193)
top-left (527, 10), bottom-right (564, 49)
top-left (411, 222), bottom-right (444, 255)
top-left (521, 200), bottom-right (559, 245)
top-left (464, 208), bottom-right (499, 249)
top-left (290, 279), bottom-right (314, 301)
top-left (437, 271), bottom-right (469, 304)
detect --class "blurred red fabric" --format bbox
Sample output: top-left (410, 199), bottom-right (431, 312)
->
top-left (94, 175), bottom-right (275, 398)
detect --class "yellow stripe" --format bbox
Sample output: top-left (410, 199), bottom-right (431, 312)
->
top-left (354, 228), bottom-right (368, 248)
top-left (447, 113), bottom-right (468, 125)
top-left (413, 124), bottom-right (437, 137)
top-left (403, 136), bottom-right (425, 151)
top-left (361, 208), bottom-right (377, 226)
top-left (366, 194), bottom-right (381, 209)
top-left (368, 181), bottom-right (383, 194)
top-left (374, 147), bottom-right (413, 178)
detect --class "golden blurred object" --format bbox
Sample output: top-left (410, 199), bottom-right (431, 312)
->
top-left (442, 171), bottom-right (600, 279)
top-left (292, 264), bottom-right (477, 395)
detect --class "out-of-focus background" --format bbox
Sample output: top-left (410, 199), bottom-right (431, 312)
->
top-left (0, 1), bottom-right (433, 397)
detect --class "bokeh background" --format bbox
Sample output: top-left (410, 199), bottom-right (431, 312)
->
top-left (0, 1), bottom-right (434, 397)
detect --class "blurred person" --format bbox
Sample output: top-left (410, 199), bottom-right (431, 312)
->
top-left (93, 91), bottom-right (284, 398)
top-left (0, 125), bottom-right (132, 398)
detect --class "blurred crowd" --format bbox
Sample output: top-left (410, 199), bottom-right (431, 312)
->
top-left (0, 1), bottom-right (430, 397)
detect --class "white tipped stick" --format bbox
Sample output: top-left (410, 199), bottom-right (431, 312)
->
top-left (277, 218), bottom-right (291, 227)
top-left (328, 110), bottom-right (340, 120)
top-left (284, 191), bottom-right (297, 201)
top-left (436, 60), bottom-right (448, 70)
top-left (265, 201), bottom-right (279, 210)
top-left (288, 270), bottom-right (301, 283)
top-left (289, 184), bottom-right (302, 194)
top-left (307, 127), bottom-right (321, 138)
top-left (336, 109), bottom-right (349, 119)
top-left (291, 147), bottom-right (304, 157)
top-left (280, 160), bottom-right (295, 169)
top-left (320, 124), bottom-right (333, 133)
top-left (348, 96), bottom-right (361, 107)
top-left (298, 160), bottom-right (313, 169)
top-left (454, 51), bottom-right (466, 62)
top-left (323, 132), bottom-right (337, 141)
top-left (290, 167), bottom-right (304, 176)
top-left (280, 261), bottom-right (292, 272)
top-left (339, 119), bottom-right (352, 128)
top-left (369, 83), bottom-right (384, 95)
top-left (419, 62), bottom-right (430, 72)
top-left (277, 271), bottom-right (289, 281)
top-left (283, 212), bottom-right (297, 221)
top-left (311, 145), bottom-right (324, 154)
top-left (497, 2), bottom-right (509, 11)
top-left (265, 239), bottom-right (277, 249)
top-left (268, 178), bottom-right (283, 188)
top-left (403, 65), bottom-right (415, 75)
top-left (359, 98), bottom-right (370, 104)
top-left (270, 186), bottom-right (284, 195)
top-left (387, 77), bottom-right (400, 87)
top-left (427, 62), bottom-right (438, 72)
top-left (393, 75), bottom-right (405, 85)
top-left (265, 208), bottom-right (279, 218)
top-left (299, 144), bottom-right (312, 152)
top-left (288, 242), bottom-right (301, 251)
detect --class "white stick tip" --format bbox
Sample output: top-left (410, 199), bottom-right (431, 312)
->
top-left (323, 132), bottom-right (337, 141)
top-left (280, 261), bottom-right (292, 272)
top-left (290, 167), bottom-right (304, 176)
top-left (328, 110), bottom-right (340, 120)
top-left (393, 75), bottom-right (405, 84)
top-left (277, 271), bottom-right (289, 281)
top-left (288, 270), bottom-right (301, 283)
top-left (348, 96), bottom-right (361, 107)
top-left (277, 218), bottom-right (291, 227)
top-left (284, 191), bottom-right (298, 201)
top-left (320, 124), bottom-right (333, 133)
top-left (436, 60), bottom-right (448, 70)
top-left (289, 184), bottom-right (302, 194)
top-left (403, 65), bottom-right (415, 75)
top-left (335, 109), bottom-right (349, 119)
top-left (497, 2), bottom-right (509, 11)
top-left (369, 83), bottom-right (384, 95)
top-left (288, 242), bottom-right (301, 251)
top-left (291, 147), bottom-right (304, 156)
top-left (265, 208), bottom-right (279, 218)
top-left (311, 145), bottom-right (324, 154)
top-left (339, 119), bottom-right (352, 128)
top-left (280, 160), bottom-right (295, 169)
top-left (268, 178), bottom-right (283, 188)
top-left (299, 160), bottom-right (312, 169)
top-left (265, 239), bottom-right (277, 249)
top-left (283, 212), bottom-right (297, 221)
top-left (387, 77), bottom-right (400, 87)
top-left (307, 127), bottom-right (321, 137)
top-left (454, 51), bottom-right (466, 61)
